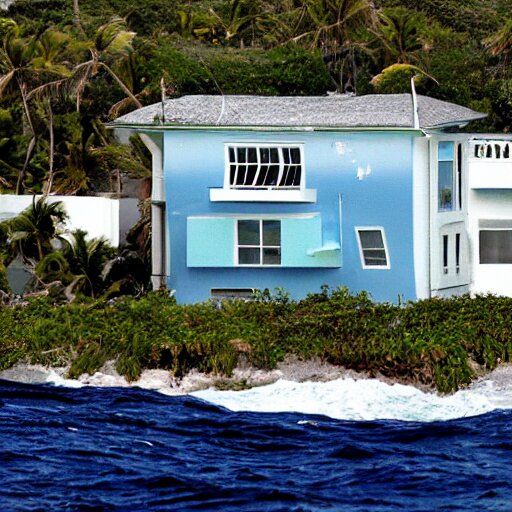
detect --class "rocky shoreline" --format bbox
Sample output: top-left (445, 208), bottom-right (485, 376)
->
top-left (0, 356), bottom-right (380, 395)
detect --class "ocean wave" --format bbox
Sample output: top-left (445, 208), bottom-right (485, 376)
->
top-left (192, 367), bottom-right (512, 422)
top-left (3, 362), bottom-right (512, 423)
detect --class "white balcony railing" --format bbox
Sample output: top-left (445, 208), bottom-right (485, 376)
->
top-left (469, 139), bottom-right (512, 189)
top-left (470, 140), bottom-right (512, 160)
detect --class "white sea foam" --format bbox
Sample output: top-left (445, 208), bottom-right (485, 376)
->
top-left (192, 367), bottom-right (512, 422)
top-left (4, 361), bottom-right (512, 422)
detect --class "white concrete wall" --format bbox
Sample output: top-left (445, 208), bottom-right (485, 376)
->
top-left (0, 195), bottom-right (120, 247)
top-left (468, 189), bottom-right (512, 296)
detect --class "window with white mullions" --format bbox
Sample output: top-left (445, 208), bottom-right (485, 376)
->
top-left (228, 145), bottom-right (302, 189)
top-left (237, 220), bottom-right (281, 266)
top-left (356, 227), bottom-right (390, 269)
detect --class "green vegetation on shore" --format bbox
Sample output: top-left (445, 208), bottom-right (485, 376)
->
top-left (1, 287), bottom-right (512, 393)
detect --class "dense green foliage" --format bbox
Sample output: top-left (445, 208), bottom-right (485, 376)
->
top-left (1, 288), bottom-right (512, 393)
top-left (0, 197), bottom-right (151, 297)
top-left (0, 0), bottom-right (511, 194)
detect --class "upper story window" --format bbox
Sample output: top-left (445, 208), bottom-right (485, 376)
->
top-left (228, 146), bottom-right (302, 189)
top-left (210, 143), bottom-right (316, 203)
top-left (438, 141), bottom-right (463, 212)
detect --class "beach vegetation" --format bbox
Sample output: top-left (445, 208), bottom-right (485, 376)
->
top-left (1, 288), bottom-right (512, 393)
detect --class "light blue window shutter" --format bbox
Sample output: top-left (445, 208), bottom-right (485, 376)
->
top-left (281, 217), bottom-right (340, 267)
top-left (187, 217), bottom-right (234, 267)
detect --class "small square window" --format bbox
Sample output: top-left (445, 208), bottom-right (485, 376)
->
top-left (237, 219), bottom-right (281, 266)
top-left (480, 230), bottom-right (512, 264)
top-left (356, 227), bottom-right (390, 269)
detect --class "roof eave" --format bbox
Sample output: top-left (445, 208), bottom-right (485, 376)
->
top-left (110, 123), bottom-right (425, 133)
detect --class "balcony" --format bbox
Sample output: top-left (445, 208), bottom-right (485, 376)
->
top-left (468, 139), bottom-right (512, 189)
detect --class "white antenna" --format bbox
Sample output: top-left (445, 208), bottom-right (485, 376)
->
top-left (215, 95), bottom-right (226, 126)
top-left (410, 75), bottom-right (420, 129)
top-left (160, 77), bottom-right (166, 124)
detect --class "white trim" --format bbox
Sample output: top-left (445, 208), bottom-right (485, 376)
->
top-left (412, 137), bottom-right (430, 298)
top-left (214, 142), bottom-right (316, 203)
top-left (210, 188), bottom-right (316, 202)
top-left (355, 226), bottom-right (390, 270)
top-left (139, 133), bottom-right (167, 289)
top-left (189, 213), bottom-right (319, 220)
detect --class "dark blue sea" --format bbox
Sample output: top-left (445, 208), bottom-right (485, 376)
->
top-left (1, 379), bottom-right (511, 511)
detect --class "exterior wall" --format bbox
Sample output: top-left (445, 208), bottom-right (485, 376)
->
top-left (429, 136), bottom-right (471, 297)
top-left (0, 195), bottom-right (120, 246)
top-left (412, 137), bottom-right (430, 299)
top-left (466, 137), bottom-right (512, 297)
top-left (164, 129), bottom-right (417, 303)
top-left (468, 190), bottom-right (512, 296)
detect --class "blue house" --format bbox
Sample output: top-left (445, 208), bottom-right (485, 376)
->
top-left (113, 94), bottom-right (512, 303)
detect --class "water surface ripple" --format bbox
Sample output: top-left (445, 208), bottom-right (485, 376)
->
top-left (1, 379), bottom-right (511, 511)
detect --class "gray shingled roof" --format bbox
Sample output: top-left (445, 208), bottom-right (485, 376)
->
top-left (112, 94), bottom-right (486, 130)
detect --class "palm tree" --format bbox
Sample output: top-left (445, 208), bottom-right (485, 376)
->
top-left (0, 21), bottom-right (39, 193)
top-left (0, 24), bottom-right (73, 194)
top-left (71, 17), bottom-right (142, 112)
top-left (288, 0), bottom-right (379, 91)
top-left (62, 228), bottom-right (114, 297)
top-left (73, 0), bottom-right (83, 32)
top-left (34, 229), bottom-right (114, 299)
top-left (484, 19), bottom-right (512, 75)
top-left (27, 29), bottom-right (72, 196)
top-left (5, 197), bottom-right (68, 264)
top-left (375, 7), bottom-right (427, 66)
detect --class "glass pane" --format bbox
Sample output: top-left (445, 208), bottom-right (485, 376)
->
top-left (239, 248), bottom-right (260, 264)
top-left (260, 147), bottom-right (270, 163)
top-left (480, 230), bottom-right (512, 264)
top-left (363, 249), bottom-right (387, 266)
top-left (438, 161), bottom-right (453, 211)
top-left (438, 141), bottom-right (454, 161)
top-left (443, 235), bottom-right (449, 268)
top-left (263, 165), bottom-right (280, 186)
top-left (229, 164), bottom-right (236, 185)
top-left (237, 147), bottom-right (246, 163)
top-left (282, 148), bottom-right (290, 164)
top-left (235, 165), bottom-right (247, 185)
top-left (290, 147), bottom-right (301, 164)
top-left (263, 221), bottom-right (280, 245)
top-left (359, 230), bottom-right (384, 249)
top-left (246, 164), bottom-right (258, 185)
top-left (270, 148), bottom-right (279, 162)
top-left (238, 220), bottom-right (260, 245)
top-left (280, 166), bottom-right (301, 187)
top-left (256, 165), bottom-right (268, 186)
top-left (228, 147), bottom-right (235, 163)
top-left (263, 248), bottom-right (281, 265)
top-left (248, 147), bottom-right (257, 163)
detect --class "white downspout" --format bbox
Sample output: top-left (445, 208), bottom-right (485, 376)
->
top-left (139, 133), bottom-right (166, 290)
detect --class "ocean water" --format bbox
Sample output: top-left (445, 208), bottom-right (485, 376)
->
top-left (1, 372), bottom-right (512, 511)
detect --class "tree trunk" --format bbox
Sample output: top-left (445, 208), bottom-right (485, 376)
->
top-left (73, 0), bottom-right (82, 31)
top-left (43, 99), bottom-right (54, 197)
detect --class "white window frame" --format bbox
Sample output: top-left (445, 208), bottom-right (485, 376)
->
top-left (235, 219), bottom-right (281, 267)
top-left (210, 143), bottom-right (316, 203)
top-left (437, 141), bottom-right (463, 213)
top-left (355, 227), bottom-right (390, 270)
